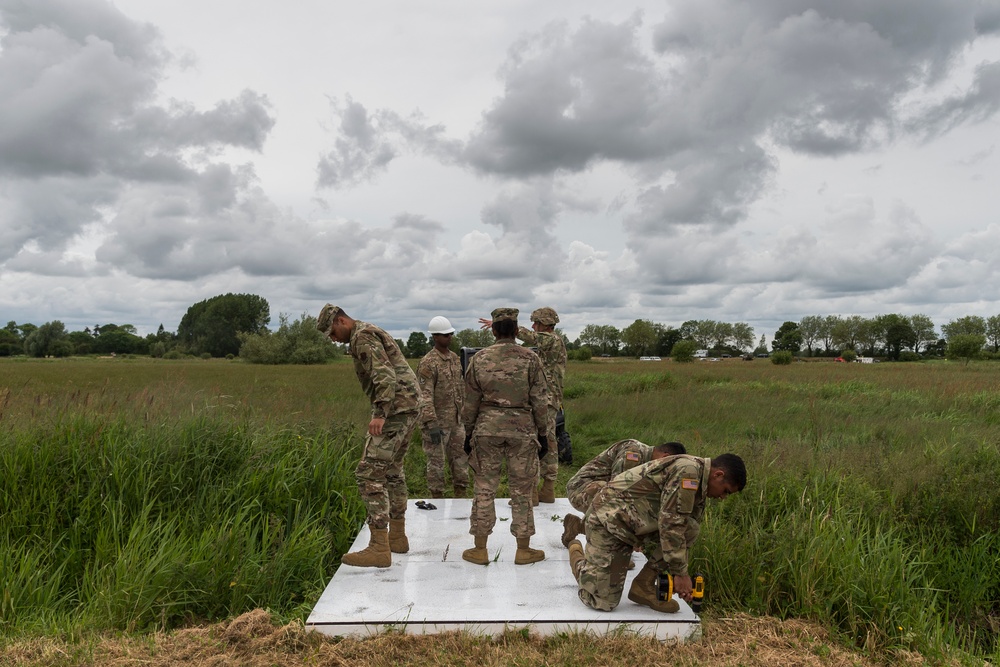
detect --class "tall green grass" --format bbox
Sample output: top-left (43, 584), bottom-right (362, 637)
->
top-left (2, 356), bottom-right (999, 661)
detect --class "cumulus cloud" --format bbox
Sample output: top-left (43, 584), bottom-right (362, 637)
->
top-left (0, 0), bottom-right (275, 271)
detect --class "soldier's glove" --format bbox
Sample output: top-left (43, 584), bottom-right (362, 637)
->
top-left (537, 435), bottom-right (549, 460)
top-left (429, 427), bottom-right (444, 445)
top-left (464, 432), bottom-right (473, 455)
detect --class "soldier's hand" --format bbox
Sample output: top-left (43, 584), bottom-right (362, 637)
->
top-left (429, 428), bottom-right (444, 445)
top-left (463, 433), bottom-right (473, 455)
top-left (673, 575), bottom-right (694, 602)
top-left (368, 417), bottom-right (386, 436)
top-left (537, 435), bottom-right (549, 460)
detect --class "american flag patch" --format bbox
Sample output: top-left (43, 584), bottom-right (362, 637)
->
top-left (681, 478), bottom-right (699, 490)
top-left (625, 452), bottom-right (640, 462)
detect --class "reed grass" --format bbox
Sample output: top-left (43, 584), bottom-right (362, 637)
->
top-left (2, 356), bottom-right (999, 661)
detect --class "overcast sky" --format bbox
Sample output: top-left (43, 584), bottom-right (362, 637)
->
top-left (2, 0), bottom-right (999, 343)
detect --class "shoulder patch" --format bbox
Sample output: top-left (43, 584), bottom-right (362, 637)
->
top-left (625, 452), bottom-right (641, 462)
top-left (681, 478), bottom-right (699, 490)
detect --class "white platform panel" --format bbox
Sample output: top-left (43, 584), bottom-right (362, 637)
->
top-left (306, 498), bottom-right (701, 641)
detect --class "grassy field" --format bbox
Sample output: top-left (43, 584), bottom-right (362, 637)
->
top-left (1, 355), bottom-right (998, 664)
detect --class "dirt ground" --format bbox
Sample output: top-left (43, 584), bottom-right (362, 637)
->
top-left (0, 609), bottom-right (959, 667)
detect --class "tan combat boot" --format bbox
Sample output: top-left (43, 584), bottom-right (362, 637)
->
top-left (627, 563), bottom-right (680, 613)
top-left (341, 528), bottom-right (391, 568)
top-left (561, 513), bottom-right (584, 547)
top-left (567, 539), bottom-right (585, 583)
top-left (538, 479), bottom-right (556, 503)
top-left (462, 535), bottom-right (489, 565)
top-left (388, 518), bottom-right (409, 554)
top-left (514, 536), bottom-right (545, 565)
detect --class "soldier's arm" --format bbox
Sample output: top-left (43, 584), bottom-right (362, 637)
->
top-left (527, 356), bottom-right (549, 434)
top-left (516, 326), bottom-right (537, 345)
top-left (656, 462), bottom-right (702, 577)
top-left (356, 332), bottom-right (397, 419)
top-left (417, 357), bottom-right (438, 428)
top-left (462, 359), bottom-right (483, 434)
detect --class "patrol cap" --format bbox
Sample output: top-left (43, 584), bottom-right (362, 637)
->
top-left (530, 307), bottom-right (559, 325)
top-left (491, 307), bottom-right (519, 323)
top-left (316, 303), bottom-right (343, 334)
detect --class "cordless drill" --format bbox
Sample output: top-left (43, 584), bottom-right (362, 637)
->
top-left (691, 573), bottom-right (705, 613)
top-left (657, 572), bottom-right (706, 612)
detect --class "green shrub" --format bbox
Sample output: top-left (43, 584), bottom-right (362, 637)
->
top-left (570, 346), bottom-right (593, 361)
top-left (162, 349), bottom-right (183, 360)
top-left (841, 349), bottom-right (858, 362)
top-left (898, 351), bottom-right (922, 362)
top-left (672, 339), bottom-right (697, 362)
top-left (771, 350), bottom-right (794, 365)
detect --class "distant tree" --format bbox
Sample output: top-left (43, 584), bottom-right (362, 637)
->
top-left (578, 324), bottom-right (621, 355)
top-left (755, 334), bottom-right (767, 354)
top-left (946, 334), bottom-right (986, 365)
top-left (884, 317), bottom-right (917, 361)
top-left (831, 315), bottom-right (864, 351)
top-left (671, 339), bottom-right (697, 362)
top-left (178, 293), bottom-right (270, 357)
top-left (622, 319), bottom-right (658, 356)
top-left (772, 321), bottom-right (802, 353)
top-left (656, 327), bottom-right (683, 356)
top-left (856, 318), bottom-right (879, 356)
top-left (405, 331), bottom-right (430, 358)
top-left (18, 323), bottom-right (37, 341)
top-left (0, 327), bottom-right (20, 356)
top-left (986, 315), bottom-right (1000, 353)
top-left (67, 330), bottom-right (95, 355)
top-left (453, 328), bottom-right (494, 349)
top-left (798, 315), bottom-right (823, 356)
top-left (24, 321), bottom-right (69, 357)
top-left (731, 322), bottom-right (756, 352)
top-left (909, 314), bottom-right (937, 353)
top-left (820, 315), bottom-right (840, 353)
top-left (942, 315), bottom-right (987, 340)
top-left (239, 313), bottom-right (338, 364)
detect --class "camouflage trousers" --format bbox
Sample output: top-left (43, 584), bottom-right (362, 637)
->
top-left (355, 411), bottom-right (417, 530)
top-left (566, 478), bottom-right (606, 514)
top-left (577, 509), bottom-right (669, 611)
top-left (419, 422), bottom-right (468, 494)
top-left (539, 404), bottom-right (559, 482)
top-left (468, 434), bottom-right (539, 539)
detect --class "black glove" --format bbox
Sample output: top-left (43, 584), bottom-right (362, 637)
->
top-left (537, 435), bottom-right (549, 460)
top-left (464, 432), bottom-right (473, 455)
top-left (429, 427), bottom-right (444, 445)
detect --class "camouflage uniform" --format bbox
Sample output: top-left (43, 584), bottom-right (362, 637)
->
top-left (517, 311), bottom-right (566, 483)
top-left (576, 455), bottom-right (711, 611)
top-left (566, 439), bottom-right (654, 513)
top-left (417, 347), bottom-right (467, 495)
top-left (346, 319), bottom-right (421, 530)
top-left (464, 333), bottom-right (549, 539)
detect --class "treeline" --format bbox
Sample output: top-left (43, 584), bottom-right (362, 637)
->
top-left (7, 301), bottom-right (1000, 364)
top-left (1, 293), bottom-right (336, 365)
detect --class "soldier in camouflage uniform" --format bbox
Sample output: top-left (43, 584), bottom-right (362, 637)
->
top-left (317, 304), bottom-right (421, 568)
top-left (462, 307), bottom-right (550, 566)
top-left (561, 440), bottom-right (687, 546)
top-left (564, 453), bottom-right (746, 613)
top-left (517, 307), bottom-right (566, 503)
top-left (416, 316), bottom-right (468, 498)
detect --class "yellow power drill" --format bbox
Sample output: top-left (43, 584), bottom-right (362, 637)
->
top-left (657, 572), bottom-right (706, 613)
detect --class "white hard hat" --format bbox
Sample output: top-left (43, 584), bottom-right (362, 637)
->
top-left (428, 316), bottom-right (456, 335)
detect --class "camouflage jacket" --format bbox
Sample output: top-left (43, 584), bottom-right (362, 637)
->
top-left (517, 327), bottom-right (566, 408)
top-left (463, 339), bottom-right (549, 439)
top-left (348, 320), bottom-right (420, 419)
top-left (416, 347), bottom-right (464, 428)
top-left (595, 455), bottom-right (712, 577)
top-left (569, 439), bottom-right (653, 489)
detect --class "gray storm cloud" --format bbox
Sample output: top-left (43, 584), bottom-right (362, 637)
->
top-left (0, 0), bottom-right (276, 271)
